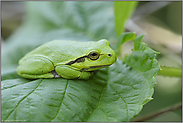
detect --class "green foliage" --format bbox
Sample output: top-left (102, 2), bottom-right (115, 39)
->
top-left (115, 32), bottom-right (136, 55)
top-left (114, 1), bottom-right (138, 35)
top-left (1, 1), bottom-right (160, 122)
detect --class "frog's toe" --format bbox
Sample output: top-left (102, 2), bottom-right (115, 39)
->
top-left (78, 71), bottom-right (94, 80)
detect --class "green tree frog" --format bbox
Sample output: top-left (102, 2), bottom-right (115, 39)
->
top-left (17, 39), bottom-right (117, 79)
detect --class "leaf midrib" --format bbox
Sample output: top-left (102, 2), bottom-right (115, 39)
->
top-left (86, 67), bottom-right (110, 122)
top-left (50, 80), bottom-right (68, 122)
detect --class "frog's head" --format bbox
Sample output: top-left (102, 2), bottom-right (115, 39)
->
top-left (71, 39), bottom-right (117, 71)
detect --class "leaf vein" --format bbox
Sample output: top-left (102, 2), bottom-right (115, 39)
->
top-left (86, 67), bottom-right (109, 121)
top-left (50, 80), bottom-right (68, 122)
top-left (3, 79), bottom-right (43, 121)
top-left (108, 84), bottom-right (128, 121)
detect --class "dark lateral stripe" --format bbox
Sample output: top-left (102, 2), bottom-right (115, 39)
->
top-left (65, 60), bottom-right (75, 65)
top-left (65, 55), bottom-right (88, 65)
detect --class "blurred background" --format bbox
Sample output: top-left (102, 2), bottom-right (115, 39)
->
top-left (1, 1), bottom-right (182, 122)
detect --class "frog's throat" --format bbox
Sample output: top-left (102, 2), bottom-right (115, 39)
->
top-left (81, 64), bottom-right (110, 71)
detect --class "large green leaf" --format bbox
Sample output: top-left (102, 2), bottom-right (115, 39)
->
top-left (1, 34), bottom-right (160, 122)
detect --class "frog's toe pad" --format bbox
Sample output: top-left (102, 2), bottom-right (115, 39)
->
top-left (51, 70), bottom-right (61, 78)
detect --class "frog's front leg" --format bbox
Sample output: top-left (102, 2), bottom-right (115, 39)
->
top-left (55, 65), bottom-right (93, 79)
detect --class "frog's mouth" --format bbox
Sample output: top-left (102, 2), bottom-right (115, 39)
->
top-left (81, 64), bottom-right (111, 71)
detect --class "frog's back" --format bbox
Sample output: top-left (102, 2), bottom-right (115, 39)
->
top-left (22, 40), bottom-right (92, 63)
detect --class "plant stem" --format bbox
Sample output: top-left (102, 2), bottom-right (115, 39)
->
top-left (158, 66), bottom-right (182, 78)
top-left (131, 102), bottom-right (182, 122)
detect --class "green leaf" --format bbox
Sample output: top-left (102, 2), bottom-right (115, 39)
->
top-left (1, 33), bottom-right (160, 122)
top-left (114, 1), bottom-right (138, 36)
top-left (115, 32), bottom-right (136, 55)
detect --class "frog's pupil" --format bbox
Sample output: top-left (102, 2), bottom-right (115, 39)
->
top-left (91, 53), bottom-right (97, 56)
top-left (108, 54), bottom-right (111, 56)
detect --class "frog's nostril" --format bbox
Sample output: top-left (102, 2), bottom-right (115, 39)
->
top-left (108, 54), bottom-right (111, 57)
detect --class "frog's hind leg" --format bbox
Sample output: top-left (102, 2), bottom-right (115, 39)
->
top-left (17, 56), bottom-right (56, 79)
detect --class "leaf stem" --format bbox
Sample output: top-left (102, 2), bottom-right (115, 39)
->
top-left (131, 102), bottom-right (182, 122)
top-left (158, 66), bottom-right (182, 78)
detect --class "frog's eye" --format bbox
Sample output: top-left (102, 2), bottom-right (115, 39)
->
top-left (88, 51), bottom-right (100, 60)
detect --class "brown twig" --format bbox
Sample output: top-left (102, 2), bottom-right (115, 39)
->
top-left (131, 102), bottom-right (182, 122)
